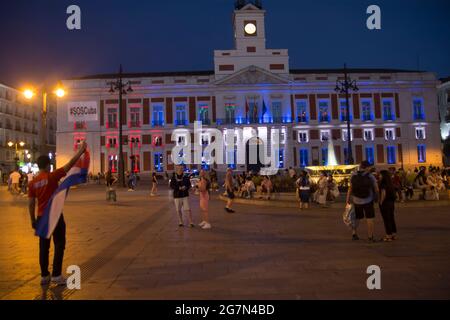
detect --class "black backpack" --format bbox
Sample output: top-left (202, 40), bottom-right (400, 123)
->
top-left (351, 172), bottom-right (373, 198)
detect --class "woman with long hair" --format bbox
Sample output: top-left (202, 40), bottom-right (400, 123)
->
top-left (379, 170), bottom-right (398, 242)
top-left (197, 170), bottom-right (211, 229)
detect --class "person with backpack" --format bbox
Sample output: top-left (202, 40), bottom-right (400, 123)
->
top-left (296, 170), bottom-right (311, 210)
top-left (346, 160), bottom-right (379, 242)
top-left (379, 170), bottom-right (398, 242)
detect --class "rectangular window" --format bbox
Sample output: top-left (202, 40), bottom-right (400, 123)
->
top-left (298, 130), bottom-right (309, 143)
top-left (320, 130), bottom-right (330, 142)
top-left (385, 128), bottom-right (395, 141)
top-left (415, 127), bottom-right (426, 140)
top-left (129, 107), bottom-right (141, 128)
top-left (296, 100), bottom-right (308, 123)
top-left (175, 104), bottom-right (187, 126)
top-left (382, 99), bottom-right (395, 121)
top-left (343, 147), bottom-right (350, 165)
top-left (107, 108), bottom-right (118, 128)
top-left (365, 146), bottom-right (374, 165)
top-left (225, 103), bottom-right (236, 124)
top-left (417, 145), bottom-right (426, 163)
top-left (271, 101), bottom-right (282, 123)
top-left (364, 129), bottom-right (374, 141)
top-left (153, 136), bottom-right (163, 147)
top-left (318, 100), bottom-right (330, 122)
top-left (278, 149), bottom-right (284, 168)
top-left (107, 137), bottom-right (118, 149)
top-left (413, 98), bottom-right (425, 120)
top-left (387, 146), bottom-right (396, 164)
top-left (152, 105), bottom-right (164, 127)
top-left (361, 100), bottom-right (373, 121)
top-left (321, 148), bottom-right (328, 166)
top-left (342, 129), bottom-right (353, 141)
top-left (198, 103), bottom-right (209, 125)
top-left (108, 155), bottom-right (118, 173)
top-left (339, 99), bottom-right (352, 122)
top-left (177, 135), bottom-right (187, 146)
top-left (299, 149), bottom-right (309, 167)
top-left (154, 153), bottom-right (164, 172)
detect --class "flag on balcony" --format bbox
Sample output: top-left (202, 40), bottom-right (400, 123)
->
top-left (262, 100), bottom-right (268, 116)
top-left (245, 98), bottom-right (249, 117)
top-left (35, 150), bottom-right (90, 239)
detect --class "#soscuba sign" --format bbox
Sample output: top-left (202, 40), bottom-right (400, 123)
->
top-left (68, 101), bottom-right (98, 122)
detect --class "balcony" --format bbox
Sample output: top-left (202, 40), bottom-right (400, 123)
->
top-left (297, 115), bottom-right (308, 123)
top-left (175, 119), bottom-right (188, 126)
top-left (198, 119), bottom-right (211, 126)
top-left (106, 143), bottom-right (119, 149)
top-left (362, 113), bottom-right (374, 122)
top-left (128, 120), bottom-right (141, 128)
top-left (106, 121), bottom-right (118, 129)
top-left (74, 121), bottom-right (87, 130)
top-left (152, 119), bottom-right (165, 127)
top-left (414, 114), bottom-right (425, 121)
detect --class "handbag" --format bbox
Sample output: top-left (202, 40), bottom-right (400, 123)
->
top-left (343, 204), bottom-right (356, 229)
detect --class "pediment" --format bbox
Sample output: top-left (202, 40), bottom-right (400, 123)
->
top-left (215, 66), bottom-right (290, 85)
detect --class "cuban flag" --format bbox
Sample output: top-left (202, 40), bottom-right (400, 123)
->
top-left (35, 150), bottom-right (90, 239)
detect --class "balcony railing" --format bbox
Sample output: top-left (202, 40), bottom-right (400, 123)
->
top-left (198, 119), bottom-right (211, 125)
top-left (128, 120), bottom-right (141, 128)
top-left (152, 119), bottom-right (165, 127)
top-left (74, 121), bottom-right (87, 130)
top-left (175, 119), bottom-right (188, 126)
top-left (106, 121), bottom-right (118, 129)
top-left (297, 116), bottom-right (308, 123)
top-left (362, 113), bottom-right (374, 122)
top-left (414, 114), bottom-right (425, 121)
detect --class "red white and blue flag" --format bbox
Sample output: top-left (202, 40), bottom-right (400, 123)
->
top-left (35, 151), bottom-right (90, 239)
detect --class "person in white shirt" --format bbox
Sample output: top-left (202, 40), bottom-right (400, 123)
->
top-left (9, 170), bottom-right (21, 194)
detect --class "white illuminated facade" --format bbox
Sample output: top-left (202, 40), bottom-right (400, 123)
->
top-left (56, 1), bottom-right (443, 174)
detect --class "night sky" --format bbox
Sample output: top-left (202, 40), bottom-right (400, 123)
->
top-left (0, 0), bottom-right (449, 88)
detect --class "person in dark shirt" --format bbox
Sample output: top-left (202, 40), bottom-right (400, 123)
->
top-left (170, 165), bottom-right (194, 227)
top-left (379, 170), bottom-right (398, 242)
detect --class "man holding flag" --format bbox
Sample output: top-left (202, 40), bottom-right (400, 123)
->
top-left (28, 141), bottom-right (89, 286)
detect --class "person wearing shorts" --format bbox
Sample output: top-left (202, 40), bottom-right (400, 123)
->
top-left (346, 160), bottom-right (379, 242)
top-left (224, 168), bottom-right (235, 213)
top-left (170, 165), bottom-right (194, 227)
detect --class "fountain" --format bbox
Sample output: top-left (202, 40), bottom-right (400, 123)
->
top-left (305, 139), bottom-right (359, 185)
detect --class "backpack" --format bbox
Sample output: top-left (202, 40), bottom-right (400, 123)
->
top-left (351, 172), bottom-right (373, 198)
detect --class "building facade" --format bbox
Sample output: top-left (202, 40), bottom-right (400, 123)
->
top-left (56, 2), bottom-right (443, 175)
top-left (438, 77), bottom-right (450, 166)
top-left (0, 83), bottom-right (40, 174)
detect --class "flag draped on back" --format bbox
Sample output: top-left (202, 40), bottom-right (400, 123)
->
top-left (35, 150), bottom-right (90, 239)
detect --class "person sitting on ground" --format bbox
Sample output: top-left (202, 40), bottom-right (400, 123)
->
top-left (414, 168), bottom-right (430, 200)
top-left (259, 176), bottom-right (273, 200)
top-left (241, 177), bottom-right (256, 199)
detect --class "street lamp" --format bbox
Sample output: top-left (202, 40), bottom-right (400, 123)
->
top-left (107, 65), bottom-right (134, 188)
top-left (7, 141), bottom-right (26, 168)
top-left (334, 64), bottom-right (359, 165)
top-left (22, 84), bottom-right (66, 156)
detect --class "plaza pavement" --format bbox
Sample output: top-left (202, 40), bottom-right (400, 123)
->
top-left (0, 184), bottom-right (449, 300)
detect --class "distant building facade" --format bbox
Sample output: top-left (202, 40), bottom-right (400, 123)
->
top-left (0, 82), bottom-right (57, 175)
top-left (56, 2), bottom-right (443, 175)
top-left (438, 77), bottom-right (450, 165)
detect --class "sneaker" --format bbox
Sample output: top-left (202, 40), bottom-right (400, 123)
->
top-left (51, 275), bottom-right (67, 286)
top-left (128, 189), bottom-right (133, 192)
top-left (352, 234), bottom-right (360, 241)
top-left (189, 223), bottom-right (195, 228)
top-left (199, 221), bottom-right (206, 227)
top-left (40, 275), bottom-right (51, 286)
top-left (202, 223), bottom-right (211, 230)
top-left (367, 237), bottom-right (378, 243)
top-left (225, 207), bottom-right (235, 213)
top-left (178, 223), bottom-right (184, 227)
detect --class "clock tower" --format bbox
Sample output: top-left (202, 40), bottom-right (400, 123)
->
top-left (214, 1), bottom-right (290, 80)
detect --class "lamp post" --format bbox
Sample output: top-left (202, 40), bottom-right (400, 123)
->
top-left (335, 64), bottom-right (359, 165)
top-left (23, 85), bottom-right (65, 158)
top-left (107, 65), bottom-right (133, 188)
top-left (7, 141), bottom-right (25, 168)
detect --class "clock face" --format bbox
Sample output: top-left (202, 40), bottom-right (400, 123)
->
top-left (244, 23), bottom-right (257, 35)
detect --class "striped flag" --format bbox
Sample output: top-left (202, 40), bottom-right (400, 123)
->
top-left (35, 150), bottom-right (90, 239)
